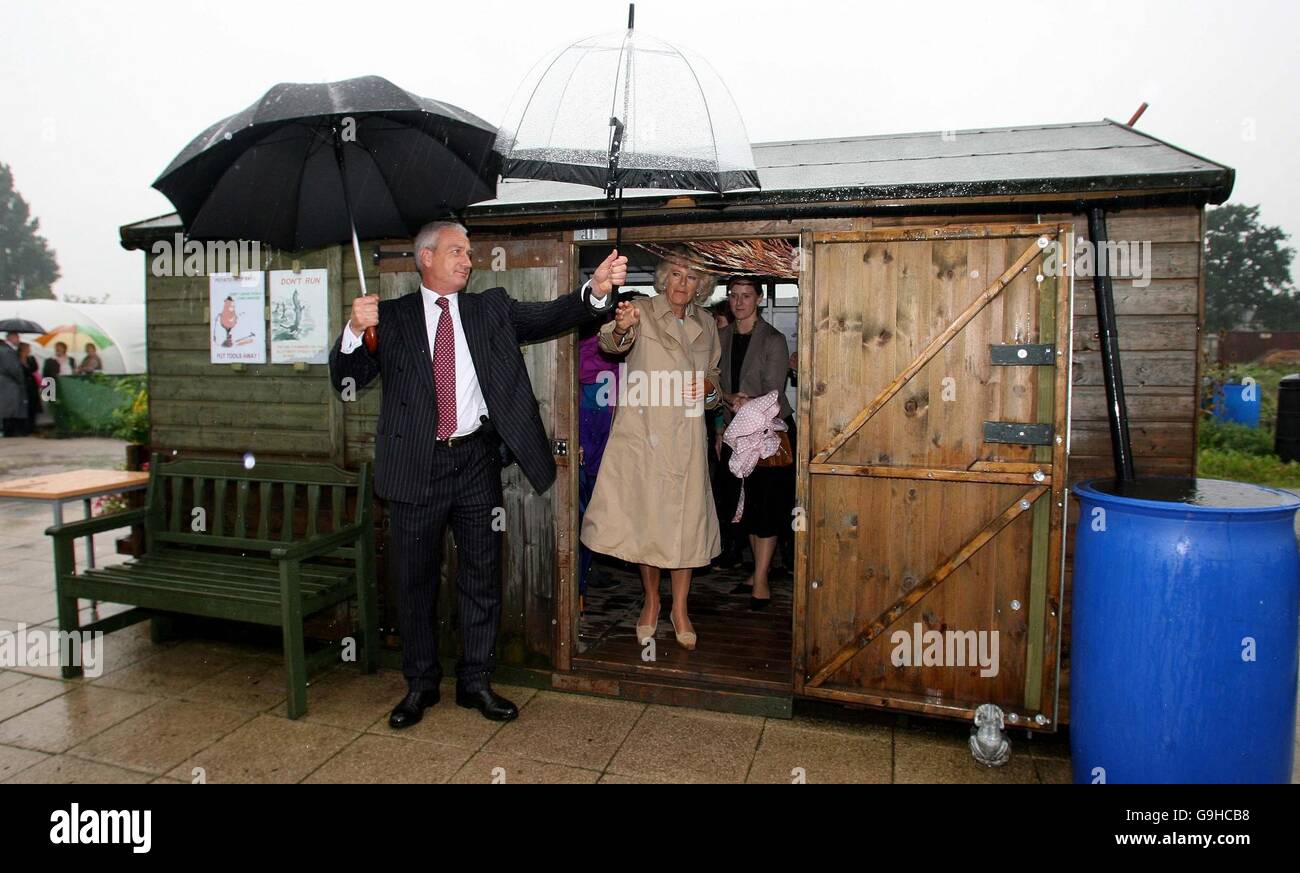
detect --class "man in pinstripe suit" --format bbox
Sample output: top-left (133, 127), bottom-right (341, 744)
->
top-left (330, 221), bottom-right (627, 725)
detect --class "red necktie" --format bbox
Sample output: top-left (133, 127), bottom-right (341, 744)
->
top-left (433, 296), bottom-right (457, 439)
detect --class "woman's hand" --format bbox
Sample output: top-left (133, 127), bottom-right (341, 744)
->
top-left (614, 301), bottom-right (640, 333)
top-left (726, 392), bottom-right (751, 413)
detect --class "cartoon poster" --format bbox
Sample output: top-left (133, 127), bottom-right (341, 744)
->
top-left (269, 269), bottom-right (330, 364)
top-left (209, 272), bottom-right (266, 364)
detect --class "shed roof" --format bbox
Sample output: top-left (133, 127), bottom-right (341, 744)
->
top-left (121, 119), bottom-right (1233, 246)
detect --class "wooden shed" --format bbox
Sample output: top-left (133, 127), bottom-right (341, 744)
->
top-left (120, 118), bottom-right (1233, 728)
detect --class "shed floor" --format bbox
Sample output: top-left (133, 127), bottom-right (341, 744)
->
top-left (574, 554), bottom-right (793, 693)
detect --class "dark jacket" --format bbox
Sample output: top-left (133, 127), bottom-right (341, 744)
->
top-left (42, 356), bottom-right (74, 379)
top-left (0, 341), bottom-right (27, 420)
top-left (329, 286), bottom-right (600, 503)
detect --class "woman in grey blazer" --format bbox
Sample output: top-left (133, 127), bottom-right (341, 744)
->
top-left (715, 277), bottom-right (794, 609)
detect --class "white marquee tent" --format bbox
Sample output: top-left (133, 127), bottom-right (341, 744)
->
top-left (0, 300), bottom-right (146, 374)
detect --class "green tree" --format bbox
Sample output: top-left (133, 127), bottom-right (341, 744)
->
top-left (1205, 203), bottom-right (1297, 330)
top-left (0, 163), bottom-right (59, 300)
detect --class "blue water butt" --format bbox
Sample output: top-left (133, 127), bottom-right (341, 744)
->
top-left (1211, 381), bottom-right (1262, 427)
top-left (1070, 477), bottom-right (1300, 783)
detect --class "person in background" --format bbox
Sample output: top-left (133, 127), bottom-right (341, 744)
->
top-left (42, 341), bottom-right (76, 379)
top-left (577, 315), bottom-right (623, 599)
top-left (715, 277), bottom-right (794, 610)
top-left (76, 343), bottom-right (103, 374)
top-left (0, 332), bottom-right (29, 437)
top-left (709, 300), bottom-right (733, 332)
top-left (17, 343), bottom-right (40, 435)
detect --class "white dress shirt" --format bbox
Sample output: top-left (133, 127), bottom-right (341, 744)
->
top-left (341, 281), bottom-right (610, 438)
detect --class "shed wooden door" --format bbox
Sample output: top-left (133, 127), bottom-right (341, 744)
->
top-left (794, 224), bottom-right (1072, 729)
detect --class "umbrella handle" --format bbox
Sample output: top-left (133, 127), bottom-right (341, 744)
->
top-left (349, 214), bottom-right (378, 354)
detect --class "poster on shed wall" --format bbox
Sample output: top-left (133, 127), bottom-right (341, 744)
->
top-left (269, 269), bottom-right (330, 364)
top-left (209, 272), bottom-right (266, 364)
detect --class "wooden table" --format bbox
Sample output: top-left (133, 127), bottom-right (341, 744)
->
top-left (0, 470), bottom-right (151, 570)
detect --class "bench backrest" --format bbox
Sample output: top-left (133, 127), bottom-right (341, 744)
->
top-left (144, 453), bottom-right (372, 556)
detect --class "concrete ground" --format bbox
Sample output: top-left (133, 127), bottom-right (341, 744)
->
top-left (0, 435), bottom-right (1294, 784)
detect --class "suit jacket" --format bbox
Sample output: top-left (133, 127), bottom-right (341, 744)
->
top-left (718, 316), bottom-right (793, 422)
top-left (329, 286), bottom-right (600, 504)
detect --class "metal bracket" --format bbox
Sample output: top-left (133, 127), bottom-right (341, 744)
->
top-left (983, 422), bottom-right (1054, 446)
top-left (990, 343), bottom-right (1055, 366)
top-left (552, 439), bottom-right (569, 457)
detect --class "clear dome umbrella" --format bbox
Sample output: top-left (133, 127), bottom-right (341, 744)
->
top-left (494, 3), bottom-right (760, 260)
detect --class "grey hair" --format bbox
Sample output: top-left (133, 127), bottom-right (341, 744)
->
top-left (653, 245), bottom-right (717, 305)
top-left (413, 220), bottom-right (469, 260)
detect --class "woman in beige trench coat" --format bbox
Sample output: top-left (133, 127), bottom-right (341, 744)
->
top-left (580, 249), bottom-right (722, 650)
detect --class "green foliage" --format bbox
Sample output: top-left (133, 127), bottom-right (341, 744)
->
top-left (1205, 203), bottom-right (1298, 331)
top-left (1199, 449), bottom-right (1300, 490)
top-left (0, 163), bottom-right (59, 300)
top-left (1198, 417), bottom-right (1274, 456)
top-left (1197, 361), bottom-right (1300, 488)
top-left (110, 380), bottom-right (150, 444)
top-left (49, 374), bottom-right (144, 437)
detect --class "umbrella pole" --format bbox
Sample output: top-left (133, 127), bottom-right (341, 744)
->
top-left (333, 125), bottom-right (378, 353)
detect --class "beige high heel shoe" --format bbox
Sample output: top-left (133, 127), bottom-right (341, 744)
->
top-left (636, 603), bottom-right (660, 646)
top-left (670, 614), bottom-right (697, 651)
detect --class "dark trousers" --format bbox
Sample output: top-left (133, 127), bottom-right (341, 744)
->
top-left (388, 436), bottom-right (503, 694)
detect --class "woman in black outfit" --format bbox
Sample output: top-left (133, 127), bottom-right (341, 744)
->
top-left (715, 277), bottom-right (794, 609)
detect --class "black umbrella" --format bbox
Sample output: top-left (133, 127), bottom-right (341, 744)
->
top-left (154, 75), bottom-right (501, 349)
top-left (0, 319), bottom-right (47, 334)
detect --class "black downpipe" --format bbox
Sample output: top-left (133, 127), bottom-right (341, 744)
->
top-left (1087, 206), bottom-right (1136, 481)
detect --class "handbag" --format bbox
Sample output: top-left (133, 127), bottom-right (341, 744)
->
top-left (756, 430), bottom-right (793, 468)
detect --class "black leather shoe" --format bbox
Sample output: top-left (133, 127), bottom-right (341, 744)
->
top-left (455, 684), bottom-right (519, 721)
top-left (388, 689), bottom-right (440, 729)
top-left (749, 596), bottom-right (772, 611)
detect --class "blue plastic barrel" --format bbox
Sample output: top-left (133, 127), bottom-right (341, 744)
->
top-left (1211, 381), bottom-right (1262, 427)
top-left (1071, 477), bottom-right (1300, 783)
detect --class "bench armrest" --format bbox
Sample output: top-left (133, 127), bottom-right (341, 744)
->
top-left (270, 522), bottom-right (368, 562)
top-left (45, 507), bottom-right (149, 540)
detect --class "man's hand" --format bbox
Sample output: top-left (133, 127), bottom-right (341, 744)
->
top-left (726, 392), bottom-right (751, 413)
top-left (349, 294), bottom-right (379, 336)
top-left (592, 249), bottom-right (629, 298)
top-left (613, 300), bottom-right (640, 334)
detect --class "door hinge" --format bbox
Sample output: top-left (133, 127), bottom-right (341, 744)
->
top-left (983, 422), bottom-right (1054, 446)
top-left (989, 343), bottom-right (1055, 366)
top-left (552, 439), bottom-right (569, 457)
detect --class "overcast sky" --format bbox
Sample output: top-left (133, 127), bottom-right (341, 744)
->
top-left (2, 0), bottom-right (1297, 303)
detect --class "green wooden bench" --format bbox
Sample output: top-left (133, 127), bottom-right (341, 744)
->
top-left (46, 453), bottom-right (377, 718)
